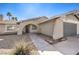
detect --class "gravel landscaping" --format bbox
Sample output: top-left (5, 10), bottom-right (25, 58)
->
top-left (0, 34), bottom-right (38, 55)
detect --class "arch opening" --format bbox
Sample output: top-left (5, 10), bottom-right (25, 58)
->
top-left (22, 24), bottom-right (38, 34)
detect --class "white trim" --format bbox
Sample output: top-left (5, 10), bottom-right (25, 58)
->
top-left (63, 20), bottom-right (79, 24)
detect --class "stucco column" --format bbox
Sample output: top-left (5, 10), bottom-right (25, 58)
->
top-left (17, 28), bottom-right (22, 35)
top-left (53, 19), bottom-right (63, 40)
top-left (17, 31), bottom-right (22, 35)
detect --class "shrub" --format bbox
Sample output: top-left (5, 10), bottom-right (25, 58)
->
top-left (12, 39), bottom-right (35, 55)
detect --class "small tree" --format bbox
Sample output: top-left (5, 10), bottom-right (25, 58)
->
top-left (12, 17), bottom-right (18, 21)
top-left (12, 17), bottom-right (15, 20)
top-left (7, 12), bottom-right (12, 20)
top-left (15, 17), bottom-right (18, 21)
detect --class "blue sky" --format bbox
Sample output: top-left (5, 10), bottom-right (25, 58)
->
top-left (0, 3), bottom-right (79, 20)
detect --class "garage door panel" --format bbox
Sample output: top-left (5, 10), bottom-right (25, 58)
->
top-left (64, 22), bottom-right (77, 36)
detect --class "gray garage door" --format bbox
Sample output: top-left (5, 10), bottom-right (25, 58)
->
top-left (64, 22), bottom-right (77, 36)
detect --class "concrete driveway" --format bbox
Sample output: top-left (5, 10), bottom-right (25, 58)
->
top-left (30, 33), bottom-right (79, 55)
top-left (29, 33), bottom-right (63, 55)
top-left (53, 35), bottom-right (79, 55)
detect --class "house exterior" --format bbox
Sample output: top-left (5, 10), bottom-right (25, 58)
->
top-left (0, 16), bottom-right (48, 35)
top-left (38, 10), bottom-right (79, 40)
top-left (17, 16), bottom-right (48, 35)
top-left (0, 20), bottom-right (18, 34)
top-left (0, 10), bottom-right (79, 40)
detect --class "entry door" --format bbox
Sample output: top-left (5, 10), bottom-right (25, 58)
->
top-left (25, 26), bottom-right (29, 33)
top-left (64, 22), bottom-right (77, 36)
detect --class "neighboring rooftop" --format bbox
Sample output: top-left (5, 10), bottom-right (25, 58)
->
top-left (0, 20), bottom-right (18, 25)
top-left (21, 16), bottom-right (48, 23)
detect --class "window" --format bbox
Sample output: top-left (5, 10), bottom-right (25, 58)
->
top-left (7, 25), bottom-right (15, 30)
top-left (32, 25), bottom-right (37, 30)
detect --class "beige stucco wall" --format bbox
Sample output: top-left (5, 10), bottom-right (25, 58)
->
top-left (53, 19), bottom-right (63, 40)
top-left (39, 19), bottom-right (55, 37)
top-left (39, 18), bottom-right (64, 40)
top-left (17, 17), bottom-right (48, 35)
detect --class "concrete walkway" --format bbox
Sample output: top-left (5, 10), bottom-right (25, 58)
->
top-left (29, 34), bottom-right (63, 55)
top-left (0, 49), bottom-right (13, 55)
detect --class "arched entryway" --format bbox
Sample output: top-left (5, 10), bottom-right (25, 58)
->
top-left (22, 24), bottom-right (38, 34)
top-left (25, 25), bottom-right (29, 33)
